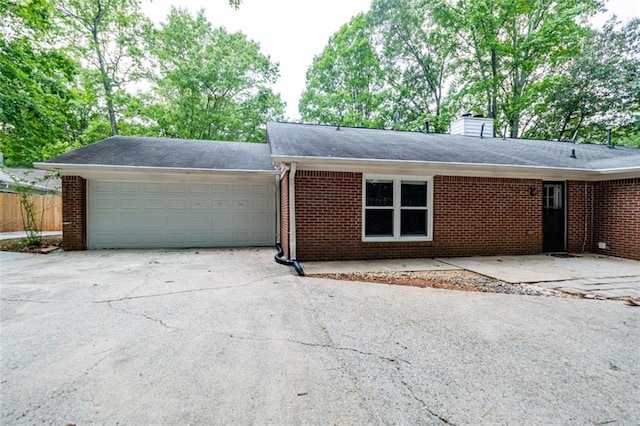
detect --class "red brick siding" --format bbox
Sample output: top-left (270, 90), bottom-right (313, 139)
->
top-left (294, 172), bottom-right (544, 261)
top-left (566, 181), bottom-right (594, 254)
top-left (62, 176), bottom-right (86, 251)
top-left (280, 171), bottom-right (290, 258)
top-left (593, 178), bottom-right (640, 260)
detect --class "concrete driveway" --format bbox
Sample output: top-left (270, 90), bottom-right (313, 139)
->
top-left (1, 249), bottom-right (639, 425)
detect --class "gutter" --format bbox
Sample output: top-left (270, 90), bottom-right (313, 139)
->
top-left (270, 155), bottom-right (640, 181)
top-left (33, 162), bottom-right (278, 176)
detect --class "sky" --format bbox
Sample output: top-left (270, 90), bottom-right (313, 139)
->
top-left (141, 0), bottom-right (640, 120)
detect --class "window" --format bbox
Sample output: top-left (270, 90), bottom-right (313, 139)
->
top-left (363, 176), bottom-right (433, 241)
top-left (544, 184), bottom-right (563, 209)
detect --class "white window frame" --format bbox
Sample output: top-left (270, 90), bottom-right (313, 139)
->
top-left (362, 175), bottom-right (434, 242)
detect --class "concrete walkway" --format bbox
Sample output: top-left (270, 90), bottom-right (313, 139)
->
top-left (0, 231), bottom-right (61, 241)
top-left (303, 253), bottom-right (640, 299)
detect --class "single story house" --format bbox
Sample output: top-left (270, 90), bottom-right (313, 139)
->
top-left (36, 117), bottom-right (640, 261)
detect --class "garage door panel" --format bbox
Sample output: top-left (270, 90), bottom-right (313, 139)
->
top-left (252, 232), bottom-right (272, 244)
top-left (167, 199), bottom-right (187, 209)
top-left (120, 199), bottom-right (140, 209)
top-left (120, 182), bottom-right (140, 192)
top-left (96, 198), bottom-right (118, 209)
top-left (253, 199), bottom-right (270, 210)
top-left (88, 180), bottom-right (275, 249)
top-left (142, 183), bottom-right (165, 193)
top-left (253, 185), bottom-right (272, 194)
top-left (94, 181), bottom-right (118, 192)
top-left (212, 200), bottom-right (229, 209)
top-left (190, 184), bottom-right (210, 194)
top-left (144, 199), bottom-right (164, 209)
top-left (233, 200), bottom-right (251, 210)
top-left (167, 183), bottom-right (187, 193)
top-left (190, 216), bottom-right (212, 227)
top-left (190, 199), bottom-right (210, 209)
top-left (233, 185), bottom-right (251, 194)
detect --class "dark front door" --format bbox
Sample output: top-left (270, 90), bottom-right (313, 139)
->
top-left (543, 182), bottom-right (566, 252)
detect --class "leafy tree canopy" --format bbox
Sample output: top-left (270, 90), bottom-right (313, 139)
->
top-left (144, 8), bottom-right (284, 142)
top-left (299, 13), bottom-right (390, 128)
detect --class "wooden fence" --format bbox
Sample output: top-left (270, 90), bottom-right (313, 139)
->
top-left (1, 192), bottom-right (62, 233)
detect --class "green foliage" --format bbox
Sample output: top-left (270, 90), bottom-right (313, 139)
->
top-left (56, 0), bottom-right (151, 136)
top-left (1, 168), bottom-right (58, 245)
top-left (144, 8), bottom-right (284, 142)
top-left (299, 13), bottom-right (390, 128)
top-left (524, 18), bottom-right (640, 145)
top-left (369, 0), bottom-right (454, 132)
top-left (0, 5), bottom-right (78, 166)
top-left (429, 0), bottom-right (601, 137)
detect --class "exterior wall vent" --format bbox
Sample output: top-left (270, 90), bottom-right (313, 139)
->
top-left (450, 115), bottom-right (494, 138)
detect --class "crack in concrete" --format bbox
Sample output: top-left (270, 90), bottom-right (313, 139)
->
top-left (2, 275), bottom-right (284, 306)
top-left (107, 302), bottom-right (175, 330)
top-left (391, 362), bottom-right (456, 425)
top-left (93, 275), bottom-right (281, 304)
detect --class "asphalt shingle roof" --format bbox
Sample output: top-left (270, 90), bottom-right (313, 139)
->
top-left (267, 122), bottom-right (640, 171)
top-left (44, 136), bottom-right (275, 171)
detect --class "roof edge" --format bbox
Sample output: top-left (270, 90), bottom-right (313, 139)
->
top-left (270, 155), bottom-right (640, 181)
top-left (34, 163), bottom-right (277, 175)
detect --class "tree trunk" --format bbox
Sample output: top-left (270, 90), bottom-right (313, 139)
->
top-left (91, 19), bottom-right (118, 135)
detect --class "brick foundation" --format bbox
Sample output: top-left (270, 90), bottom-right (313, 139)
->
top-left (62, 176), bottom-right (86, 251)
top-left (593, 178), bottom-right (640, 260)
top-left (294, 172), bottom-right (544, 261)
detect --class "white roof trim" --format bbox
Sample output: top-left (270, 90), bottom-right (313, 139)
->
top-left (34, 162), bottom-right (277, 175)
top-left (33, 163), bottom-right (277, 183)
top-left (270, 155), bottom-right (640, 181)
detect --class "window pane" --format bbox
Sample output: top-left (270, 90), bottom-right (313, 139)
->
top-left (401, 210), bottom-right (427, 236)
top-left (366, 181), bottom-right (393, 206)
top-left (401, 182), bottom-right (427, 207)
top-left (365, 209), bottom-right (393, 236)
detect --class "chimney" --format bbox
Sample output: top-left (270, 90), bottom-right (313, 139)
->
top-left (450, 114), bottom-right (494, 138)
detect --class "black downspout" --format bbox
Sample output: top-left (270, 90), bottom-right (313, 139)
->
top-left (274, 242), bottom-right (305, 276)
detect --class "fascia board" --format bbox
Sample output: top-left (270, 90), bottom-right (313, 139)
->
top-left (270, 155), bottom-right (640, 181)
top-left (33, 163), bottom-right (278, 183)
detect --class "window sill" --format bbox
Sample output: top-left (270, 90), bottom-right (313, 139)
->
top-left (362, 236), bottom-right (432, 243)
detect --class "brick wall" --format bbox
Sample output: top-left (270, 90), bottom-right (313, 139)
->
top-left (294, 171), bottom-right (544, 261)
top-left (280, 171), bottom-right (290, 258)
top-left (567, 181), bottom-right (594, 254)
top-left (593, 178), bottom-right (640, 260)
top-left (62, 176), bottom-right (86, 251)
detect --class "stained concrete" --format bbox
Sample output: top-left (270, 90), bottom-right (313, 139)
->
top-left (438, 254), bottom-right (640, 299)
top-left (1, 249), bottom-right (639, 425)
top-left (302, 258), bottom-right (460, 274)
top-left (303, 253), bottom-right (640, 299)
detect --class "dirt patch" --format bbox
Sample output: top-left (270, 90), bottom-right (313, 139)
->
top-left (0, 236), bottom-right (63, 254)
top-left (309, 270), bottom-right (576, 298)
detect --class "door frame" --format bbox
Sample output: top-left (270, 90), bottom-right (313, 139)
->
top-left (542, 181), bottom-right (567, 253)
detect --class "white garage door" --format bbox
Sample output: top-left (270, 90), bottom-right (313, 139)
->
top-left (88, 180), bottom-right (275, 249)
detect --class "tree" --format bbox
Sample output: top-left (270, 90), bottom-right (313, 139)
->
top-left (525, 17), bottom-right (640, 144)
top-left (144, 8), bottom-right (284, 142)
top-left (0, 0), bottom-right (79, 166)
top-left (369, 0), bottom-right (455, 132)
top-left (1, 168), bottom-right (58, 246)
top-left (299, 13), bottom-right (389, 128)
top-left (56, 0), bottom-right (149, 136)
top-left (432, 0), bottom-right (600, 137)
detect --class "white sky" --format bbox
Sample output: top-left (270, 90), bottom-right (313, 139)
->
top-left (141, 0), bottom-right (640, 120)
